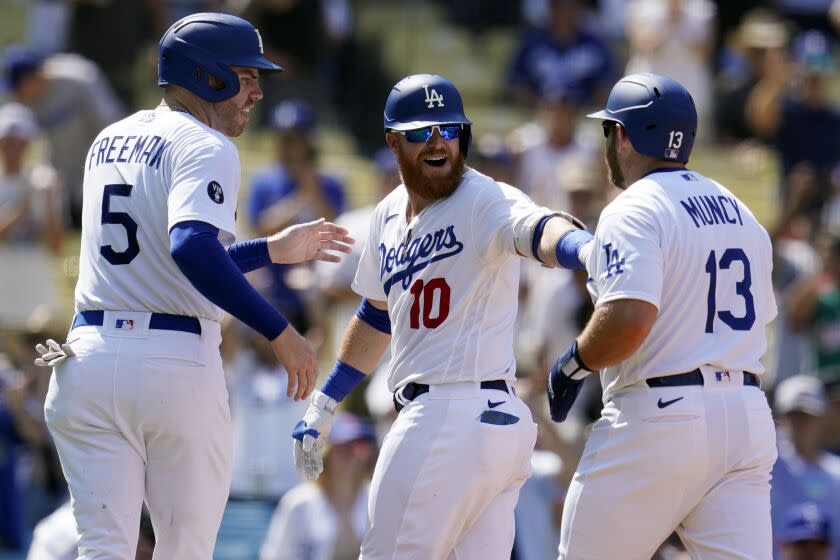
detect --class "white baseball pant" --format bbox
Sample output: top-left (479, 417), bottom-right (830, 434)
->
top-left (559, 368), bottom-right (777, 560)
top-left (360, 380), bottom-right (537, 560)
top-left (44, 311), bottom-right (232, 559)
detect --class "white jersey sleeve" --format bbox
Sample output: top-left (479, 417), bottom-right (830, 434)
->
top-left (587, 200), bottom-right (664, 309)
top-left (168, 134), bottom-right (240, 245)
top-left (352, 200), bottom-right (388, 303)
top-left (471, 181), bottom-right (552, 262)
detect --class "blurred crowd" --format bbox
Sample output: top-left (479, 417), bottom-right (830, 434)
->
top-left (2, 0), bottom-right (840, 558)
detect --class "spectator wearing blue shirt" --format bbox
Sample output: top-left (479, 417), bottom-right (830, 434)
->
top-left (247, 99), bottom-right (347, 333)
top-left (747, 30), bottom-right (840, 190)
top-left (506, 0), bottom-right (613, 108)
top-left (771, 375), bottom-right (840, 560)
top-left (778, 503), bottom-right (832, 560)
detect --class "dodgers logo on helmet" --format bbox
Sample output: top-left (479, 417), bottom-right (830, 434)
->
top-left (157, 12), bottom-right (283, 103)
top-left (383, 74), bottom-right (471, 131)
top-left (586, 73), bottom-right (697, 164)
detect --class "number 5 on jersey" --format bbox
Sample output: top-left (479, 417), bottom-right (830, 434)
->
top-left (409, 278), bottom-right (451, 329)
top-left (101, 184), bottom-right (140, 265)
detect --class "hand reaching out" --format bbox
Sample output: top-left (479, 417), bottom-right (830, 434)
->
top-left (267, 218), bottom-right (354, 265)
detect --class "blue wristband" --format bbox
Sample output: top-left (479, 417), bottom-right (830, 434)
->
top-left (355, 298), bottom-right (391, 334)
top-left (555, 229), bottom-right (594, 270)
top-left (321, 360), bottom-right (367, 402)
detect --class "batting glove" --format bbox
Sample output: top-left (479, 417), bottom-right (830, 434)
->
top-left (292, 390), bottom-right (337, 481)
top-left (34, 339), bottom-right (75, 368)
top-left (547, 341), bottom-right (593, 423)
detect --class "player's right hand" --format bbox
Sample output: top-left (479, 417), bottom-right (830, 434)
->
top-left (33, 339), bottom-right (75, 367)
top-left (271, 325), bottom-right (318, 401)
top-left (292, 390), bottom-right (337, 480)
top-left (267, 218), bottom-right (354, 265)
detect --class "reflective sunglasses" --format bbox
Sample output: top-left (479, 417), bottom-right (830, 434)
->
top-left (394, 124), bottom-right (463, 143)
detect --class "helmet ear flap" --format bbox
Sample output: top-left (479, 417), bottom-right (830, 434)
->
top-left (158, 45), bottom-right (240, 102)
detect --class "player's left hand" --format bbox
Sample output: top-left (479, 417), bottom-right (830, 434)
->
top-left (292, 390), bottom-right (337, 480)
top-left (271, 325), bottom-right (318, 400)
top-left (267, 218), bottom-right (354, 264)
top-left (33, 339), bottom-right (75, 367)
top-left (547, 341), bottom-right (593, 423)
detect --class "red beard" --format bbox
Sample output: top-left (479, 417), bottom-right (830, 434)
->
top-left (394, 143), bottom-right (466, 201)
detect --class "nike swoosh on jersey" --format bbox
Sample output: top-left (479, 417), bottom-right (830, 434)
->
top-left (657, 396), bottom-right (685, 409)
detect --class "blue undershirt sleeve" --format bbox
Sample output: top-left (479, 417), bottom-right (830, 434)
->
top-left (169, 220), bottom-right (288, 340)
top-left (227, 237), bottom-right (271, 273)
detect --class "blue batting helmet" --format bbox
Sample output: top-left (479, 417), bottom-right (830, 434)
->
top-left (384, 74), bottom-right (472, 155)
top-left (587, 73), bottom-right (697, 164)
top-left (158, 13), bottom-right (283, 103)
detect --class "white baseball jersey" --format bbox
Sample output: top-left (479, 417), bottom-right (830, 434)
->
top-left (74, 109), bottom-right (240, 322)
top-left (586, 168), bottom-right (777, 401)
top-left (352, 168), bottom-right (549, 391)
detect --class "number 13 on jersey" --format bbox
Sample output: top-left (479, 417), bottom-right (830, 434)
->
top-left (704, 248), bottom-right (755, 333)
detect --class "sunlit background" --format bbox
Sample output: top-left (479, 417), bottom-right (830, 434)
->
top-left (1, 1), bottom-right (839, 559)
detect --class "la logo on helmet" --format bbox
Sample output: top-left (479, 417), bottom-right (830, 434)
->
top-left (423, 84), bottom-right (444, 108)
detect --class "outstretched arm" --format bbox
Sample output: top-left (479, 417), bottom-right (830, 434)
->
top-left (227, 218), bottom-right (353, 273)
top-left (514, 212), bottom-right (593, 270)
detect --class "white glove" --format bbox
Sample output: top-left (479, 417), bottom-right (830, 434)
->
top-left (34, 339), bottom-right (75, 367)
top-left (292, 391), bottom-right (337, 481)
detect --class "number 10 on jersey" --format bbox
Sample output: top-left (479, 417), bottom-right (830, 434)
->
top-left (409, 278), bottom-right (451, 329)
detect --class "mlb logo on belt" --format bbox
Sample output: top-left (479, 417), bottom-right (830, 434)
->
top-left (115, 319), bottom-right (135, 330)
top-left (715, 371), bottom-right (731, 382)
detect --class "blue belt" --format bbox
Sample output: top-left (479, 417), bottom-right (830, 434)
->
top-left (72, 310), bottom-right (202, 335)
top-left (393, 379), bottom-right (509, 413)
top-left (646, 369), bottom-right (759, 388)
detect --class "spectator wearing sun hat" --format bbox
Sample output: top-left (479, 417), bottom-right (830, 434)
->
top-left (771, 375), bottom-right (840, 559)
top-left (260, 413), bottom-right (376, 560)
top-left (2, 45), bottom-right (122, 228)
top-left (0, 101), bottom-right (62, 253)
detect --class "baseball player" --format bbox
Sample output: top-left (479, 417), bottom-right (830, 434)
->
top-left (290, 74), bottom-right (594, 559)
top-left (33, 13), bottom-right (352, 558)
top-left (547, 73), bottom-right (778, 559)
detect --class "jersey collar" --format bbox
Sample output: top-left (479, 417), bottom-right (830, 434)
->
top-left (641, 167), bottom-right (688, 179)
